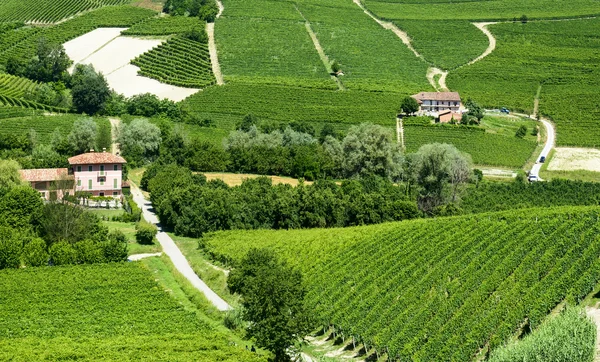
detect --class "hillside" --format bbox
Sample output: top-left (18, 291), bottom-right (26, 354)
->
top-left (0, 261), bottom-right (266, 361)
top-left (203, 206), bottom-right (600, 360)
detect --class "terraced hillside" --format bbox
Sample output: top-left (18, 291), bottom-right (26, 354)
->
top-left (0, 262), bottom-right (266, 361)
top-left (0, 0), bottom-right (131, 23)
top-left (204, 206), bottom-right (600, 360)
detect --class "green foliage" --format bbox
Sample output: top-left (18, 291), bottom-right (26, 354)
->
top-left (74, 239), bottom-right (105, 264)
top-left (401, 96), bottom-right (419, 115)
top-left (205, 206), bottom-right (600, 361)
top-left (0, 227), bottom-right (22, 269)
top-left (67, 117), bottom-right (97, 154)
top-left (489, 306), bottom-right (595, 362)
top-left (515, 125), bottom-right (527, 138)
top-left (135, 221), bottom-right (157, 245)
top-left (71, 64), bottom-right (111, 115)
top-left (122, 16), bottom-right (204, 36)
top-left (126, 93), bottom-right (181, 119)
top-left (148, 165), bottom-right (418, 237)
top-left (229, 248), bottom-right (312, 361)
top-left (118, 118), bottom-right (162, 166)
top-left (0, 185), bottom-right (44, 230)
top-left (21, 237), bottom-right (48, 267)
top-left (48, 240), bottom-right (77, 265)
top-left (96, 118), bottom-right (112, 152)
top-left (40, 202), bottom-right (104, 246)
top-left (0, 0), bottom-right (131, 23)
top-left (0, 263), bottom-right (267, 361)
top-left (132, 36), bottom-right (215, 89)
top-left (0, 159), bottom-right (24, 197)
top-left (102, 231), bottom-right (128, 262)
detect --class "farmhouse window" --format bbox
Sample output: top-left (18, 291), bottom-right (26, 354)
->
top-left (88, 165), bottom-right (93, 172)
top-left (77, 166), bottom-right (81, 172)
top-left (88, 179), bottom-right (92, 190)
top-left (113, 164), bottom-right (118, 171)
top-left (113, 192), bottom-right (118, 196)
top-left (113, 179), bottom-right (117, 189)
top-left (77, 179), bottom-right (81, 187)
top-left (100, 165), bottom-right (105, 175)
top-left (100, 178), bottom-right (105, 186)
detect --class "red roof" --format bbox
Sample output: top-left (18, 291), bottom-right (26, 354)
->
top-left (68, 152), bottom-right (126, 165)
top-left (412, 92), bottom-right (461, 102)
top-left (19, 168), bottom-right (70, 182)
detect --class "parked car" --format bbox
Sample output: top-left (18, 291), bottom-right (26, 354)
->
top-left (501, 107), bottom-right (510, 114)
top-left (539, 156), bottom-right (546, 163)
top-left (528, 174), bottom-right (539, 182)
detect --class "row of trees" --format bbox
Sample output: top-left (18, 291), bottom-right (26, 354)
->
top-left (0, 160), bottom-right (128, 269)
top-left (163, 0), bottom-right (219, 22)
top-left (143, 164), bottom-right (419, 237)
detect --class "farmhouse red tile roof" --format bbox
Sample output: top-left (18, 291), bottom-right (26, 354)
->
top-left (68, 152), bottom-right (127, 165)
top-left (19, 168), bottom-right (69, 182)
top-left (412, 92), bottom-right (462, 102)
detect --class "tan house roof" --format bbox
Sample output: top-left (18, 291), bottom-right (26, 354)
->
top-left (68, 152), bottom-right (126, 165)
top-left (412, 92), bottom-right (461, 103)
top-left (19, 168), bottom-right (69, 182)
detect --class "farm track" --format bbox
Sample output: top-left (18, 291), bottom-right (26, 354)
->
top-left (207, 0), bottom-right (224, 85)
top-left (109, 118), bottom-right (120, 155)
top-left (468, 23), bottom-right (497, 66)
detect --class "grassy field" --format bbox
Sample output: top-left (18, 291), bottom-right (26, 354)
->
top-left (0, 262), bottom-right (266, 361)
top-left (448, 19), bottom-right (600, 147)
top-left (202, 206), bottom-right (600, 360)
top-left (0, 114), bottom-right (108, 144)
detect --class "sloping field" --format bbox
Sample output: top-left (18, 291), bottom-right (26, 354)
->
top-left (448, 19), bottom-right (600, 147)
top-left (0, 0), bottom-right (131, 23)
top-left (204, 206), bottom-right (600, 360)
top-left (0, 114), bottom-right (104, 144)
top-left (0, 263), bottom-right (264, 361)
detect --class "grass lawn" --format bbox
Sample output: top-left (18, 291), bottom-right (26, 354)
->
top-left (480, 114), bottom-right (539, 143)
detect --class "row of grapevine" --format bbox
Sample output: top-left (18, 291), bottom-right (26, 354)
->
top-left (0, 0), bottom-right (130, 24)
top-left (122, 16), bottom-right (205, 36)
top-left (0, 94), bottom-right (67, 113)
top-left (0, 73), bottom-right (39, 98)
top-left (132, 37), bottom-right (216, 89)
top-left (0, 263), bottom-right (266, 361)
top-left (204, 206), bottom-right (600, 361)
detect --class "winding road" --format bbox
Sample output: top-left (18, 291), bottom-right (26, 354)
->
top-left (530, 118), bottom-right (555, 178)
top-left (131, 186), bottom-right (231, 311)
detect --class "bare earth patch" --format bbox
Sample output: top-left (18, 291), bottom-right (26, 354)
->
top-left (64, 28), bottom-right (201, 102)
top-left (203, 172), bottom-right (313, 187)
top-left (548, 147), bottom-right (600, 172)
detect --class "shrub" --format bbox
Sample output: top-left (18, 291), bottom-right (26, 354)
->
top-left (119, 194), bottom-right (142, 222)
top-left (103, 231), bottom-right (128, 262)
top-left (74, 240), bottom-right (106, 264)
top-left (0, 227), bottom-right (22, 269)
top-left (49, 241), bottom-right (77, 265)
top-left (135, 221), bottom-right (157, 245)
top-left (224, 308), bottom-right (245, 330)
top-left (22, 237), bottom-right (48, 267)
top-left (515, 125), bottom-right (527, 138)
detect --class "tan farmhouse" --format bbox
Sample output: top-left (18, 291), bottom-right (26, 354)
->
top-left (412, 92), bottom-right (462, 113)
top-left (19, 168), bottom-right (71, 200)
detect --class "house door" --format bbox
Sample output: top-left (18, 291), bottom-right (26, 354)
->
top-left (99, 192), bottom-right (105, 197)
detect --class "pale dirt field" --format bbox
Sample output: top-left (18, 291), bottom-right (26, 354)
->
top-left (548, 147), bottom-right (600, 172)
top-left (63, 28), bottom-right (126, 65)
top-left (64, 29), bottom-right (200, 102)
top-left (106, 65), bottom-right (199, 102)
top-left (203, 172), bottom-right (313, 187)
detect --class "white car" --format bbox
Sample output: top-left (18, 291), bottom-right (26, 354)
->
top-left (528, 175), bottom-right (539, 182)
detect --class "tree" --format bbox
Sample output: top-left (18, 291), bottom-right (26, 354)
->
top-left (135, 221), bottom-right (157, 245)
top-left (118, 118), bottom-right (162, 166)
top-left (68, 118), bottom-right (98, 154)
top-left (22, 38), bottom-right (72, 83)
top-left (400, 96), bottom-right (420, 115)
top-left (341, 123), bottom-right (404, 180)
top-left (464, 98), bottom-right (484, 124)
top-left (0, 185), bottom-right (44, 230)
top-left (71, 64), bottom-right (111, 115)
top-left (409, 143), bottom-right (473, 213)
top-left (515, 125), bottom-right (527, 138)
top-left (520, 14), bottom-right (528, 23)
top-left (331, 60), bottom-right (341, 74)
top-left (228, 248), bottom-right (312, 361)
top-left (0, 159), bottom-right (24, 197)
top-left (40, 202), bottom-right (104, 246)
top-left (96, 120), bottom-right (112, 152)
top-left (237, 114), bottom-right (258, 132)
top-left (22, 237), bottom-right (49, 267)
top-left (0, 227), bottom-right (22, 269)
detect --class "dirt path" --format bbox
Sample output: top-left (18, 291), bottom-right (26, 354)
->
top-left (586, 306), bottom-right (600, 362)
top-left (207, 0), bottom-right (225, 85)
top-left (353, 0), bottom-right (422, 60)
top-left (128, 252), bottom-right (162, 261)
top-left (131, 185), bottom-right (231, 311)
top-left (426, 67), bottom-right (448, 91)
top-left (295, 6), bottom-right (344, 90)
top-left (468, 23), bottom-right (497, 66)
top-left (109, 118), bottom-right (121, 155)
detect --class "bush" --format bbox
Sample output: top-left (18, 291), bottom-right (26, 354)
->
top-left (489, 306), bottom-right (595, 362)
top-left (22, 238), bottom-right (48, 267)
top-left (224, 308), bottom-right (245, 330)
top-left (118, 195), bottom-right (142, 222)
top-left (103, 231), bottom-right (128, 262)
top-left (515, 125), bottom-right (527, 138)
top-left (74, 240), bottom-right (106, 264)
top-left (135, 221), bottom-right (157, 245)
top-left (49, 241), bottom-right (77, 266)
top-left (0, 227), bottom-right (22, 269)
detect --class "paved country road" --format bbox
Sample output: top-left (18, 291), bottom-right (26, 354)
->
top-left (131, 186), bottom-right (231, 311)
top-left (530, 118), bottom-right (555, 178)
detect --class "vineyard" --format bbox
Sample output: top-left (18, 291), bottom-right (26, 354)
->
top-left (0, 114), bottom-right (101, 143)
top-left (0, 73), bottom-right (39, 98)
top-left (132, 36), bottom-right (216, 88)
top-left (0, 263), bottom-right (265, 361)
top-left (204, 206), bottom-right (600, 360)
top-left (122, 16), bottom-right (205, 36)
top-left (0, 0), bottom-right (130, 23)
top-left (405, 125), bottom-right (537, 167)
top-left (0, 6), bottom-right (156, 68)
top-left (448, 18), bottom-right (600, 147)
